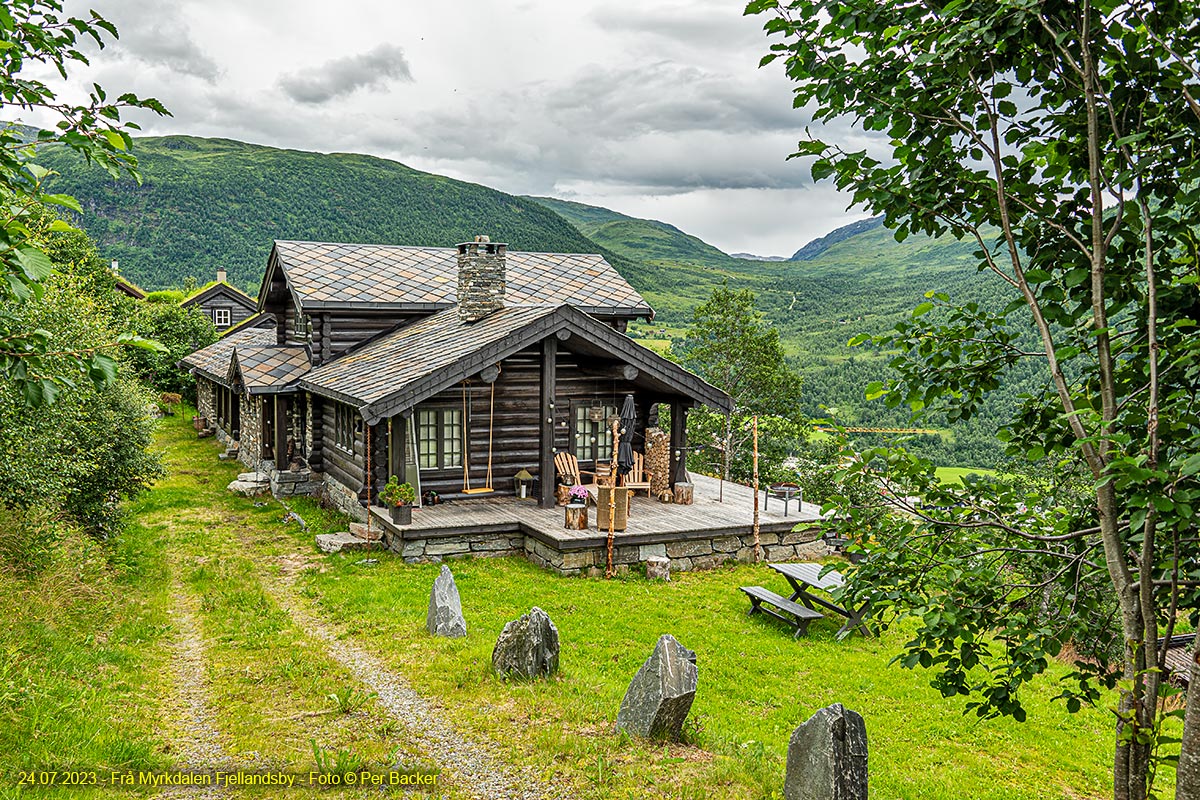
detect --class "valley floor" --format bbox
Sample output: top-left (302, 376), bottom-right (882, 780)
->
top-left (0, 412), bottom-right (1124, 799)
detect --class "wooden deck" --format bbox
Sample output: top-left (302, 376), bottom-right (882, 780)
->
top-left (367, 474), bottom-right (828, 574)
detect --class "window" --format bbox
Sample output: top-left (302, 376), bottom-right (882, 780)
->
top-left (333, 403), bottom-right (356, 452)
top-left (573, 403), bottom-right (616, 462)
top-left (417, 407), bottom-right (463, 470)
top-left (213, 308), bottom-right (231, 327)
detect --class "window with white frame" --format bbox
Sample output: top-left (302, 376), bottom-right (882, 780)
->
top-left (416, 407), bottom-right (463, 470)
top-left (213, 308), bottom-right (231, 327)
top-left (572, 403), bottom-right (616, 462)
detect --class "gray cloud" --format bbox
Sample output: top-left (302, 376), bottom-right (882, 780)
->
top-left (47, 0), bottom-right (875, 257)
top-left (278, 44), bottom-right (413, 105)
top-left (71, 0), bottom-right (222, 81)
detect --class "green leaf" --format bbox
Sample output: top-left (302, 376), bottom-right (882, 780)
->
top-left (913, 302), bottom-right (934, 316)
top-left (13, 246), bottom-right (54, 281)
top-left (41, 193), bottom-right (84, 213)
top-left (101, 129), bottom-right (127, 150)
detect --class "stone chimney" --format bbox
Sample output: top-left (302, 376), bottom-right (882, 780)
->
top-left (457, 235), bottom-right (507, 322)
top-left (216, 267), bottom-right (227, 284)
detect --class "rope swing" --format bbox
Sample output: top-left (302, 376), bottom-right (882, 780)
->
top-left (461, 369), bottom-right (498, 494)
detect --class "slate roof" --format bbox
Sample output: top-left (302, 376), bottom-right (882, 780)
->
top-left (230, 346), bottom-right (311, 394)
top-left (299, 304), bottom-right (731, 424)
top-left (182, 281), bottom-right (257, 311)
top-left (301, 305), bottom-right (559, 412)
top-left (179, 326), bottom-right (275, 385)
top-left (269, 240), bottom-right (652, 318)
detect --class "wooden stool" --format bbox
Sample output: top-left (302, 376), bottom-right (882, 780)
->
top-left (555, 484), bottom-right (572, 506)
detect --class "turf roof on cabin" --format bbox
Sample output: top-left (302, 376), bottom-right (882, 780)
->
top-left (269, 240), bottom-right (652, 317)
top-left (229, 346), bottom-right (311, 394)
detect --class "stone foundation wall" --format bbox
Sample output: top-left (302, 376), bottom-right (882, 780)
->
top-left (271, 468), bottom-right (323, 498)
top-left (325, 474), bottom-right (367, 522)
top-left (196, 379), bottom-right (216, 422)
top-left (386, 524), bottom-right (831, 576)
top-left (303, 393), bottom-right (315, 461)
top-left (385, 532), bottom-right (525, 562)
top-left (238, 395), bottom-right (263, 471)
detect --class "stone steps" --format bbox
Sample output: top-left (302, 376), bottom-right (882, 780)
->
top-left (227, 471), bottom-right (271, 497)
top-left (315, 532), bottom-right (384, 554)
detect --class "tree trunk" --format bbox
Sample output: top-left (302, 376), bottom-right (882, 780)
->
top-left (722, 413), bottom-right (732, 482)
top-left (1179, 655), bottom-right (1200, 799)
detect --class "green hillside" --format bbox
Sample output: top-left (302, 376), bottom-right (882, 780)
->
top-left (39, 136), bottom-right (612, 293)
top-left (42, 133), bottom-right (1013, 466)
top-left (532, 195), bottom-right (1013, 465)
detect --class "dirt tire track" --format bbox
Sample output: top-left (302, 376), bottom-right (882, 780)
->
top-left (158, 579), bottom-right (233, 797)
top-left (265, 554), bottom-right (572, 800)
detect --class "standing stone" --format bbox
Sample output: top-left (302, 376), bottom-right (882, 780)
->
top-left (784, 703), bottom-right (868, 800)
top-left (426, 565), bottom-right (467, 638)
top-left (492, 607), bottom-right (559, 679)
top-left (645, 555), bottom-right (670, 581)
top-left (615, 634), bottom-right (697, 740)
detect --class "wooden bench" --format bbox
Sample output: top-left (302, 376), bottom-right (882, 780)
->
top-left (740, 586), bottom-right (824, 638)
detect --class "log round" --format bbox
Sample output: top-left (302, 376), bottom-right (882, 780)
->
top-left (555, 484), bottom-right (573, 506)
top-left (673, 482), bottom-right (694, 506)
top-left (564, 504), bottom-right (588, 530)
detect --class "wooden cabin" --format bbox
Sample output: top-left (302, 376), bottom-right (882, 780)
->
top-left (181, 269), bottom-right (259, 331)
top-left (182, 236), bottom-right (731, 520)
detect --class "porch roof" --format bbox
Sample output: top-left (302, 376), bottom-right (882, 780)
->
top-left (299, 303), bottom-right (732, 424)
top-left (179, 326), bottom-right (276, 386)
top-left (228, 345), bottom-right (311, 395)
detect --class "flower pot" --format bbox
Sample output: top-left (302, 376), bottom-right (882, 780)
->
top-left (389, 505), bottom-right (412, 526)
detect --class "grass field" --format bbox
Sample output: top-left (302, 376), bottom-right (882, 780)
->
top-left (934, 466), bottom-right (998, 485)
top-left (0, 412), bottom-right (1122, 799)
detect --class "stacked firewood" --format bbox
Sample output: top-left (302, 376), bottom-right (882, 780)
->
top-left (644, 427), bottom-right (672, 500)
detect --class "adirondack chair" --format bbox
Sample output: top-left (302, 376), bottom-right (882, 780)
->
top-left (553, 451), bottom-right (601, 488)
top-left (622, 451), bottom-right (653, 497)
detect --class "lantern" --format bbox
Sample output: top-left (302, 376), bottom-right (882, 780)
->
top-left (514, 468), bottom-right (535, 500)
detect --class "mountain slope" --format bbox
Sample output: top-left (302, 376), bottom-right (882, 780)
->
top-left (43, 133), bottom-right (1012, 466)
top-left (39, 137), bottom-right (612, 292)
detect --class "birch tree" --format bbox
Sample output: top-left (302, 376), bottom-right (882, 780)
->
top-left (746, 0), bottom-right (1200, 797)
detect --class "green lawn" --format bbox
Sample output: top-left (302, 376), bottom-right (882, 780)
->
top-left (934, 466), bottom-right (998, 485)
top-left (0, 410), bottom-right (1121, 800)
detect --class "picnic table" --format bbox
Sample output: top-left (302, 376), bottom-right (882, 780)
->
top-left (769, 562), bottom-right (872, 638)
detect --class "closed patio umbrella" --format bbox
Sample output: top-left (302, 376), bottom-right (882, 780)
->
top-left (616, 394), bottom-right (636, 478)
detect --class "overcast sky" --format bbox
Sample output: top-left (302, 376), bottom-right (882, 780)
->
top-left (38, 0), bottom-right (874, 257)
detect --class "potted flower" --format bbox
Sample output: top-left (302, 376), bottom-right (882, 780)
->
top-left (564, 484), bottom-right (589, 531)
top-left (380, 475), bottom-right (417, 525)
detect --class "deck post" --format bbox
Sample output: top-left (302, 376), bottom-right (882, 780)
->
top-left (371, 422), bottom-right (388, 502)
top-left (669, 400), bottom-right (689, 488)
top-left (309, 395), bottom-right (324, 472)
top-left (539, 337), bottom-right (557, 506)
top-left (388, 412), bottom-right (408, 482)
top-left (273, 394), bottom-right (289, 467)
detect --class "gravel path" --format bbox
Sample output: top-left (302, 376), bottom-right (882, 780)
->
top-left (159, 581), bottom-right (232, 797)
top-left (266, 557), bottom-right (571, 800)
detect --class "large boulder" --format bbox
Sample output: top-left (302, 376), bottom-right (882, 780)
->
top-left (615, 634), bottom-right (697, 740)
top-left (492, 607), bottom-right (559, 680)
top-left (426, 565), bottom-right (467, 638)
top-left (784, 703), bottom-right (868, 800)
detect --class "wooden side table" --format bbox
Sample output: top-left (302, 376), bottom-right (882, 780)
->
top-left (564, 504), bottom-right (588, 530)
